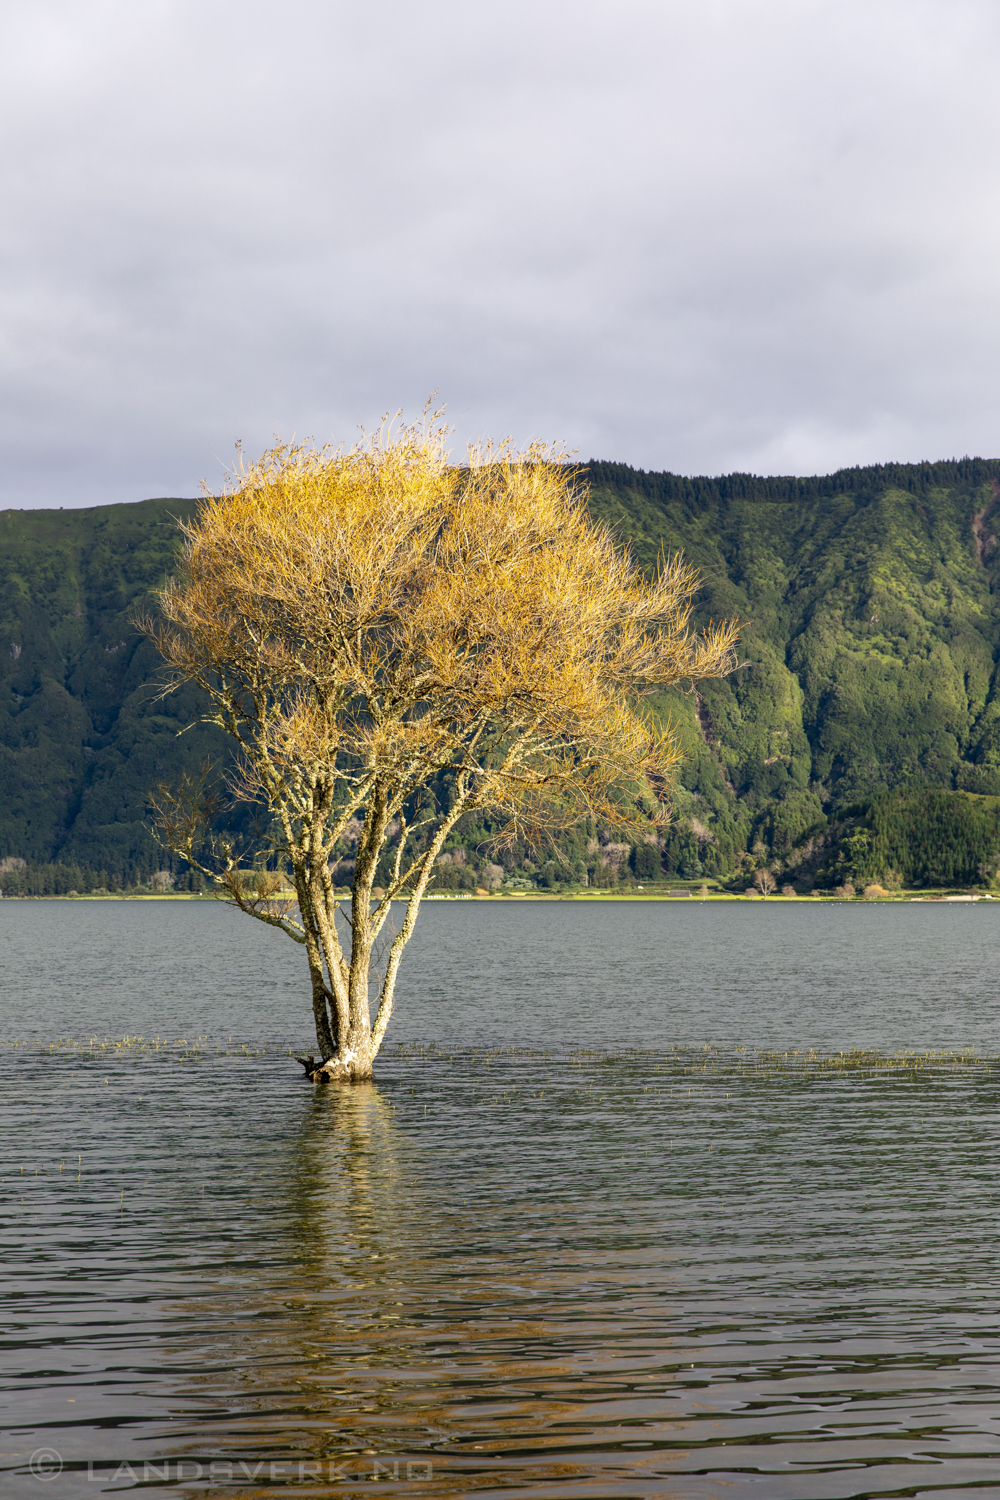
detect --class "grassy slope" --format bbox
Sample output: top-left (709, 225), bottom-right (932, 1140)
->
top-left (5, 460), bottom-right (1000, 884)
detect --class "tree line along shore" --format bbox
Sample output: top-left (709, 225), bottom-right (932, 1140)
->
top-left (1, 881), bottom-right (993, 904)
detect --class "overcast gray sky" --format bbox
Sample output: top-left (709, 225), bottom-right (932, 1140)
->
top-left (4, 0), bottom-right (1000, 507)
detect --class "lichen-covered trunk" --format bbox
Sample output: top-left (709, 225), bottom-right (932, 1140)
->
top-left (299, 936), bottom-right (375, 1082)
top-left (296, 781), bottom-right (459, 1084)
top-left (304, 793), bottom-right (385, 1083)
top-left (305, 940), bottom-right (375, 1081)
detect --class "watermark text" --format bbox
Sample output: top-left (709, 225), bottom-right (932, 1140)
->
top-left (26, 1450), bottom-right (432, 1485)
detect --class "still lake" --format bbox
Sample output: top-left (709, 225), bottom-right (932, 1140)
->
top-left (3, 898), bottom-right (1000, 1498)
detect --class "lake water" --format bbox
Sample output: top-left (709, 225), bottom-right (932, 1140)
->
top-left (4, 899), bottom-right (1000, 1497)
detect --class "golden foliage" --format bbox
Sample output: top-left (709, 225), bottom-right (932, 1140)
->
top-left (142, 412), bottom-right (738, 1073)
top-left (151, 420), bottom-right (735, 836)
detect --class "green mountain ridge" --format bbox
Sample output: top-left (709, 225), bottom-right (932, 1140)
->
top-left (586, 457), bottom-right (1000, 884)
top-left (5, 458), bottom-right (1000, 891)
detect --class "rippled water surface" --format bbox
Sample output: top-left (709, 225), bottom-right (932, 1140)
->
top-left (4, 898), bottom-right (1000, 1497)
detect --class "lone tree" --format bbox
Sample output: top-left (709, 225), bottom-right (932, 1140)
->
top-left (144, 417), bottom-right (738, 1081)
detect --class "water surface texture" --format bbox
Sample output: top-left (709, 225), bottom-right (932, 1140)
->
top-left (4, 900), bottom-right (1000, 1497)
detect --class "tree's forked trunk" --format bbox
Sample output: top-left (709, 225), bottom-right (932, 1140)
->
top-left (297, 804), bottom-right (458, 1083)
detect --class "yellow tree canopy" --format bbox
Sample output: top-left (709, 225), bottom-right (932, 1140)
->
top-left (145, 417), bottom-right (739, 1078)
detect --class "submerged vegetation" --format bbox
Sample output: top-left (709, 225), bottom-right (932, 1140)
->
top-left (0, 1033), bottom-right (289, 1063)
top-left (7, 1034), bottom-right (1000, 1085)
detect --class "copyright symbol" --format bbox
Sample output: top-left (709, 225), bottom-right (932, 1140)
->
top-left (29, 1448), bottom-right (63, 1480)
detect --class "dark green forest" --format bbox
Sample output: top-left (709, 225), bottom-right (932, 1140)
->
top-left (5, 456), bottom-right (1000, 893)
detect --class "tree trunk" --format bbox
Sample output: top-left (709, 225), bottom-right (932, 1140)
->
top-left (295, 786), bottom-right (447, 1082)
top-left (300, 905), bottom-right (376, 1082)
top-left (298, 1046), bottom-right (373, 1083)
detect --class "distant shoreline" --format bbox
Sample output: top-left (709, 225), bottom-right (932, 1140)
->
top-left (2, 890), bottom-right (995, 905)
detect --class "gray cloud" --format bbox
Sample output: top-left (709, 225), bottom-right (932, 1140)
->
top-left (3, 0), bottom-right (1000, 506)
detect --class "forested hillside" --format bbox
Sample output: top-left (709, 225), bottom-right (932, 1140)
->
top-left (0, 499), bottom-right (225, 889)
top-left (5, 457), bottom-right (1000, 892)
top-left (587, 457), bottom-right (1000, 887)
